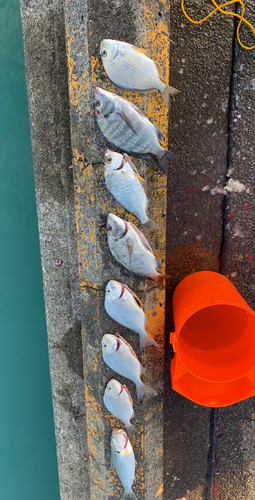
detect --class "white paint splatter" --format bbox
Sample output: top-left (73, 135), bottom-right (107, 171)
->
top-left (210, 187), bottom-right (228, 195)
top-left (225, 179), bottom-right (246, 193)
top-left (206, 117), bottom-right (213, 125)
top-left (233, 224), bottom-right (244, 238)
top-left (202, 185), bottom-right (210, 191)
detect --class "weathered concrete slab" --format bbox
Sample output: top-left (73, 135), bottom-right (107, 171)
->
top-left (64, 1), bottom-right (172, 498)
top-left (165, 1), bottom-right (235, 498)
top-left (214, 2), bottom-right (255, 498)
top-left (20, 0), bottom-right (255, 498)
top-left (19, 1), bottom-right (89, 498)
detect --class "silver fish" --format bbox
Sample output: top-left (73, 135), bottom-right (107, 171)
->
top-left (94, 87), bottom-right (177, 173)
top-left (102, 333), bottom-right (157, 399)
top-left (106, 213), bottom-right (171, 287)
top-left (104, 150), bottom-right (159, 234)
top-left (103, 379), bottom-right (136, 432)
top-left (100, 39), bottom-right (179, 107)
top-left (111, 428), bottom-right (137, 499)
top-left (104, 280), bottom-right (159, 350)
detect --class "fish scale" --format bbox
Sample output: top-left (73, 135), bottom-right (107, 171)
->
top-left (109, 58), bottom-right (154, 89)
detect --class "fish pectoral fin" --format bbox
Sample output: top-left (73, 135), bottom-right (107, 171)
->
top-left (123, 154), bottom-right (139, 175)
top-left (123, 384), bottom-right (133, 406)
top-left (123, 296), bottom-right (141, 314)
top-left (134, 172), bottom-right (145, 183)
top-left (123, 284), bottom-right (143, 309)
top-left (117, 109), bottom-right (139, 135)
top-left (126, 237), bottom-right (134, 267)
top-left (129, 222), bottom-right (153, 254)
top-left (153, 60), bottom-right (163, 79)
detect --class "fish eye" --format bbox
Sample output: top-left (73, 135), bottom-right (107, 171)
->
top-left (107, 225), bottom-right (112, 232)
top-left (101, 49), bottom-right (107, 58)
top-left (106, 157), bottom-right (112, 164)
top-left (103, 343), bottom-right (107, 348)
top-left (106, 288), bottom-right (111, 294)
top-left (95, 99), bottom-right (101, 107)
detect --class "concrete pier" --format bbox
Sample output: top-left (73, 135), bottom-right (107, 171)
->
top-left (20, 0), bottom-right (255, 498)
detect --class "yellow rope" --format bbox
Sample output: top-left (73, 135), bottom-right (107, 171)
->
top-left (181, 0), bottom-right (255, 50)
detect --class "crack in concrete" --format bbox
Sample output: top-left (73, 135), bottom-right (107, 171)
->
top-left (206, 6), bottom-right (242, 500)
top-left (204, 408), bottom-right (217, 500)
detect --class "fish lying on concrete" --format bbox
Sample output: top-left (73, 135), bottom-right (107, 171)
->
top-left (111, 428), bottom-right (137, 499)
top-left (102, 333), bottom-right (157, 399)
top-left (100, 39), bottom-right (179, 107)
top-left (104, 150), bottom-right (159, 234)
top-left (103, 379), bottom-right (136, 432)
top-left (94, 87), bottom-right (177, 173)
top-left (106, 213), bottom-right (171, 286)
top-left (104, 280), bottom-right (159, 350)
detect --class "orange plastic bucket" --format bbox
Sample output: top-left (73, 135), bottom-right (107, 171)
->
top-left (170, 271), bottom-right (255, 407)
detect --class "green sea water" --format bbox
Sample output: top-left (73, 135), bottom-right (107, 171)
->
top-left (0, 1), bottom-right (60, 498)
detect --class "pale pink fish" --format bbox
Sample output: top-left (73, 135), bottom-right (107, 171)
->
top-left (100, 39), bottom-right (179, 107)
top-left (103, 379), bottom-right (136, 432)
top-left (104, 280), bottom-right (159, 350)
top-left (106, 213), bottom-right (171, 287)
top-left (104, 150), bottom-right (159, 235)
top-left (102, 333), bottom-right (157, 399)
top-left (111, 428), bottom-right (137, 499)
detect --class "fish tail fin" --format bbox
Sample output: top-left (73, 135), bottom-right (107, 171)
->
top-left (158, 150), bottom-right (178, 172)
top-left (136, 383), bottom-right (157, 400)
top-left (126, 424), bottom-right (138, 435)
top-left (161, 84), bottom-right (180, 107)
top-left (140, 334), bottom-right (160, 350)
top-left (121, 491), bottom-right (138, 499)
top-left (141, 219), bottom-right (160, 237)
top-left (154, 273), bottom-right (172, 287)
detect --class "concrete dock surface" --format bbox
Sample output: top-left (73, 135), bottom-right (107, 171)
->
top-left (20, 0), bottom-right (255, 498)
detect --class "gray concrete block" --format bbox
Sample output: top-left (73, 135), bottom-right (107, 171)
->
top-left (19, 1), bottom-right (89, 498)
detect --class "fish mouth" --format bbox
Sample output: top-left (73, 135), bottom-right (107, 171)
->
top-left (94, 87), bottom-right (103, 102)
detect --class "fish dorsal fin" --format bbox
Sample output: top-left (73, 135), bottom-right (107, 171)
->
top-left (129, 222), bottom-right (153, 253)
top-left (131, 44), bottom-right (147, 56)
top-left (119, 95), bottom-right (147, 119)
top-left (116, 334), bottom-right (139, 360)
top-left (123, 384), bottom-right (133, 406)
top-left (154, 60), bottom-right (163, 79)
top-left (155, 126), bottom-right (164, 143)
top-left (123, 284), bottom-right (143, 309)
